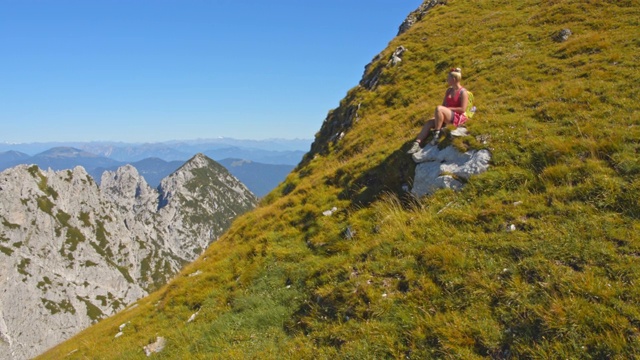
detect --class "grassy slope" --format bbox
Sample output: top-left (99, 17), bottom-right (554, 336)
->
top-left (39, 0), bottom-right (640, 359)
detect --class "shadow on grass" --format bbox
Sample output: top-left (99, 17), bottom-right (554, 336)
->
top-left (337, 142), bottom-right (419, 208)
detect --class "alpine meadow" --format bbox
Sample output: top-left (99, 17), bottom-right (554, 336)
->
top-left (38, 0), bottom-right (640, 358)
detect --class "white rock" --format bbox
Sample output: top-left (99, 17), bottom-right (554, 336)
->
top-left (322, 207), bottom-right (338, 216)
top-left (143, 336), bottom-right (166, 356)
top-left (450, 127), bottom-right (469, 137)
top-left (410, 145), bottom-right (491, 197)
top-left (187, 311), bottom-right (199, 323)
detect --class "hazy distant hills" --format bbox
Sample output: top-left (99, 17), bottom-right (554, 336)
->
top-left (0, 150), bottom-right (30, 169)
top-left (0, 147), bottom-right (120, 173)
top-left (0, 138), bottom-right (310, 164)
top-left (0, 139), bottom-right (307, 196)
top-left (217, 159), bottom-right (295, 197)
top-left (33, 147), bottom-right (122, 170)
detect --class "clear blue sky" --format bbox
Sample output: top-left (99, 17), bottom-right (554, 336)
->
top-left (0, 1), bottom-right (421, 143)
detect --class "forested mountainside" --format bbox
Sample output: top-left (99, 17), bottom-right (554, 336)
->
top-left (40, 1), bottom-right (639, 358)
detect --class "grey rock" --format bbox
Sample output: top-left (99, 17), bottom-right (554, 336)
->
top-left (398, 0), bottom-right (442, 35)
top-left (361, 46), bottom-right (407, 90)
top-left (411, 144), bottom-right (491, 197)
top-left (143, 336), bottom-right (166, 356)
top-left (553, 28), bottom-right (572, 42)
top-left (388, 46), bottom-right (407, 66)
top-left (0, 154), bottom-right (257, 360)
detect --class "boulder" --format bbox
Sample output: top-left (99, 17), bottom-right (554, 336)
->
top-left (411, 144), bottom-right (491, 197)
top-left (553, 28), bottom-right (572, 42)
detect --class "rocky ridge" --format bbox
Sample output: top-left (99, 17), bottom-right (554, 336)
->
top-left (0, 153), bottom-right (257, 360)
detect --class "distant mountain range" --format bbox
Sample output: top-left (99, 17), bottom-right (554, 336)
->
top-left (0, 138), bottom-right (311, 164)
top-left (0, 139), bottom-right (307, 196)
top-left (217, 159), bottom-right (295, 198)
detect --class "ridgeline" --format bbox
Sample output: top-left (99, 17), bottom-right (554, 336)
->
top-left (39, 0), bottom-right (639, 358)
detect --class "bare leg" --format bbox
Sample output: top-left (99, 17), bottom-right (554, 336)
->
top-left (416, 119), bottom-right (435, 142)
top-left (434, 105), bottom-right (453, 131)
top-left (429, 106), bottom-right (454, 145)
top-left (408, 107), bottom-right (454, 153)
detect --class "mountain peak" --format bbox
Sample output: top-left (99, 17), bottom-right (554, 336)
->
top-left (158, 153), bottom-right (256, 210)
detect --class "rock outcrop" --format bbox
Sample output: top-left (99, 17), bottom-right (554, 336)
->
top-left (397, 0), bottom-right (442, 35)
top-left (0, 153), bottom-right (257, 360)
top-left (411, 141), bottom-right (491, 197)
top-left (553, 28), bottom-right (572, 42)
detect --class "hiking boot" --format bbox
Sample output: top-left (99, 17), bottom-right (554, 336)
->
top-left (407, 141), bottom-right (421, 154)
top-left (430, 130), bottom-right (441, 146)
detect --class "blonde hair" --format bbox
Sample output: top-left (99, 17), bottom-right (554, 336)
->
top-left (449, 67), bottom-right (462, 81)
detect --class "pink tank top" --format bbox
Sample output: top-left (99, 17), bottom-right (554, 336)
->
top-left (445, 87), bottom-right (465, 108)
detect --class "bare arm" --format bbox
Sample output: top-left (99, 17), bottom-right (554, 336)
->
top-left (442, 88), bottom-right (450, 106)
top-left (458, 90), bottom-right (469, 114)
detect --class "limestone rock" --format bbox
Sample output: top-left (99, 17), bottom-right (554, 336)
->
top-left (398, 0), bottom-right (442, 35)
top-left (388, 46), bottom-right (406, 66)
top-left (143, 337), bottom-right (166, 356)
top-left (411, 144), bottom-right (491, 197)
top-left (361, 46), bottom-right (407, 90)
top-left (0, 153), bottom-right (257, 360)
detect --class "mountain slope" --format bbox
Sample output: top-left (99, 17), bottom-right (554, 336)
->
top-left (40, 1), bottom-right (640, 359)
top-left (0, 151), bottom-right (30, 170)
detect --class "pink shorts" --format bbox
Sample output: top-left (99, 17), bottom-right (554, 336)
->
top-left (452, 112), bottom-right (468, 127)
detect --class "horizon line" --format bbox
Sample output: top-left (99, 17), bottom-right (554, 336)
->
top-left (0, 137), bottom-right (315, 146)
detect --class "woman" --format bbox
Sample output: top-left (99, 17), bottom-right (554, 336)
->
top-left (407, 68), bottom-right (469, 154)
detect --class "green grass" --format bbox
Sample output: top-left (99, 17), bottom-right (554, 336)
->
top-left (2, 218), bottom-right (21, 230)
top-left (0, 245), bottom-right (14, 256)
top-left (78, 211), bottom-right (91, 227)
top-left (17, 258), bottom-right (31, 276)
top-left (41, 298), bottom-right (76, 316)
top-left (76, 296), bottom-right (106, 322)
top-left (39, 0), bottom-right (640, 359)
top-left (30, 166), bottom-right (60, 200)
top-left (36, 196), bottom-right (55, 216)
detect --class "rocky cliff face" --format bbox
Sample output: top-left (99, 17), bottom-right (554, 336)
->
top-left (0, 153), bottom-right (257, 360)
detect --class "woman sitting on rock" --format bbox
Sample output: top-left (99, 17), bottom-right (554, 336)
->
top-left (407, 67), bottom-right (469, 154)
